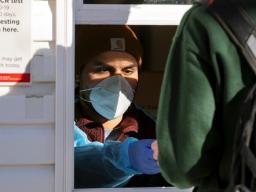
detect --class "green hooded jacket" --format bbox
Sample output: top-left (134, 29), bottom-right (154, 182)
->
top-left (156, 0), bottom-right (256, 191)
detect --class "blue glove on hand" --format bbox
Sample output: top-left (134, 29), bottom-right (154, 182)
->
top-left (128, 139), bottom-right (160, 174)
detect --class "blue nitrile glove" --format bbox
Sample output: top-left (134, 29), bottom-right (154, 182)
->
top-left (128, 139), bottom-right (160, 174)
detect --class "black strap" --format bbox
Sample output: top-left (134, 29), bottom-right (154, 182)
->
top-left (241, 145), bottom-right (256, 178)
top-left (209, 0), bottom-right (256, 74)
top-left (209, 3), bottom-right (256, 189)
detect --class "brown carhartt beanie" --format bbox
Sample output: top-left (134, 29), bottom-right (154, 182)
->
top-left (75, 25), bottom-right (143, 72)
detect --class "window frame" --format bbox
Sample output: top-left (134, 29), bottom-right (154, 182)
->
top-left (56, 0), bottom-right (193, 191)
top-left (75, 0), bottom-right (192, 25)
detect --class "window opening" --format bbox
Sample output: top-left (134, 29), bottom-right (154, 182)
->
top-left (74, 24), bottom-right (177, 189)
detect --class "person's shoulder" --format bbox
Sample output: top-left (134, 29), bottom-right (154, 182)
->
top-left (172, 3), bottom-right (209, 40)
top-left (180, 3), bottom-right (215, 27)
top-left (174, 2), bottom-right (226, 47)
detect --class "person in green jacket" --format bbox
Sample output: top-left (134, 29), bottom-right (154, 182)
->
top-left (156, 0), bottom-right (256, 191)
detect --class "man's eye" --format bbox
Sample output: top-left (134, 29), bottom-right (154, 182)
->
top-left (124, 68), bottom-right (136, 74)
top-left (124, 70), bottom-right (132, 74)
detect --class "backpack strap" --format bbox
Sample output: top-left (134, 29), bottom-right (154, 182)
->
top-left (209, 0), bottom-right (256, 75)
top-left (240, 86), bottom-right (256, 178)
top-left (209, 2), bottom-right (256, 190)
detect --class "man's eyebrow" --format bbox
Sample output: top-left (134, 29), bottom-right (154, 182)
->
top-left (92, 61), bottom-right (108, 67)
top-left (123, 63), bottom-right (138, 69)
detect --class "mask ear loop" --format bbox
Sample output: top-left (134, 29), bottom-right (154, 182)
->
top-left (79, 87), bottom-right (101, 103)
top-left (79, 96), bottom-right (91, 103)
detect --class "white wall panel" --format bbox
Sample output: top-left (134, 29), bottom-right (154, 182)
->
top-left (31, 32), bottom-right (56, 82)
top-left (0, 95), bottom-right (54, 124)
top-left (32, 1), bottom-right (55, 41)
top-left (0, 1), bottom-right (57, 192)
top-left (0, 166), bottom-right (54, 192)
top-left (0, 125), bottom-right (54, 165)
top-left (31, 50), bottom-right (55, 82)
top-left (32, 41), bottom-right (55, 55)
top-left (0, 84), bottom-right (55, 96)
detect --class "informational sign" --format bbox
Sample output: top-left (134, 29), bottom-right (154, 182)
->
top-left (0, 0), bottom-right (31, 84)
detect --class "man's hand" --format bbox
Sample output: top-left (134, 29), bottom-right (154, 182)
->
top-left (128, 139), bottom-right (160, 174)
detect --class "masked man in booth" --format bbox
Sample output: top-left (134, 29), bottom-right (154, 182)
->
top-left (74, 25), bottom-right (169, 188)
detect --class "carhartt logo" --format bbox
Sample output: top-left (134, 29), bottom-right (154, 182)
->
top-left (110, 38), bottom-right (126, 51)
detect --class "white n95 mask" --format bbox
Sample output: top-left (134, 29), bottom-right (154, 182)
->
top-left (80, 76), bottom-right (134, 120)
